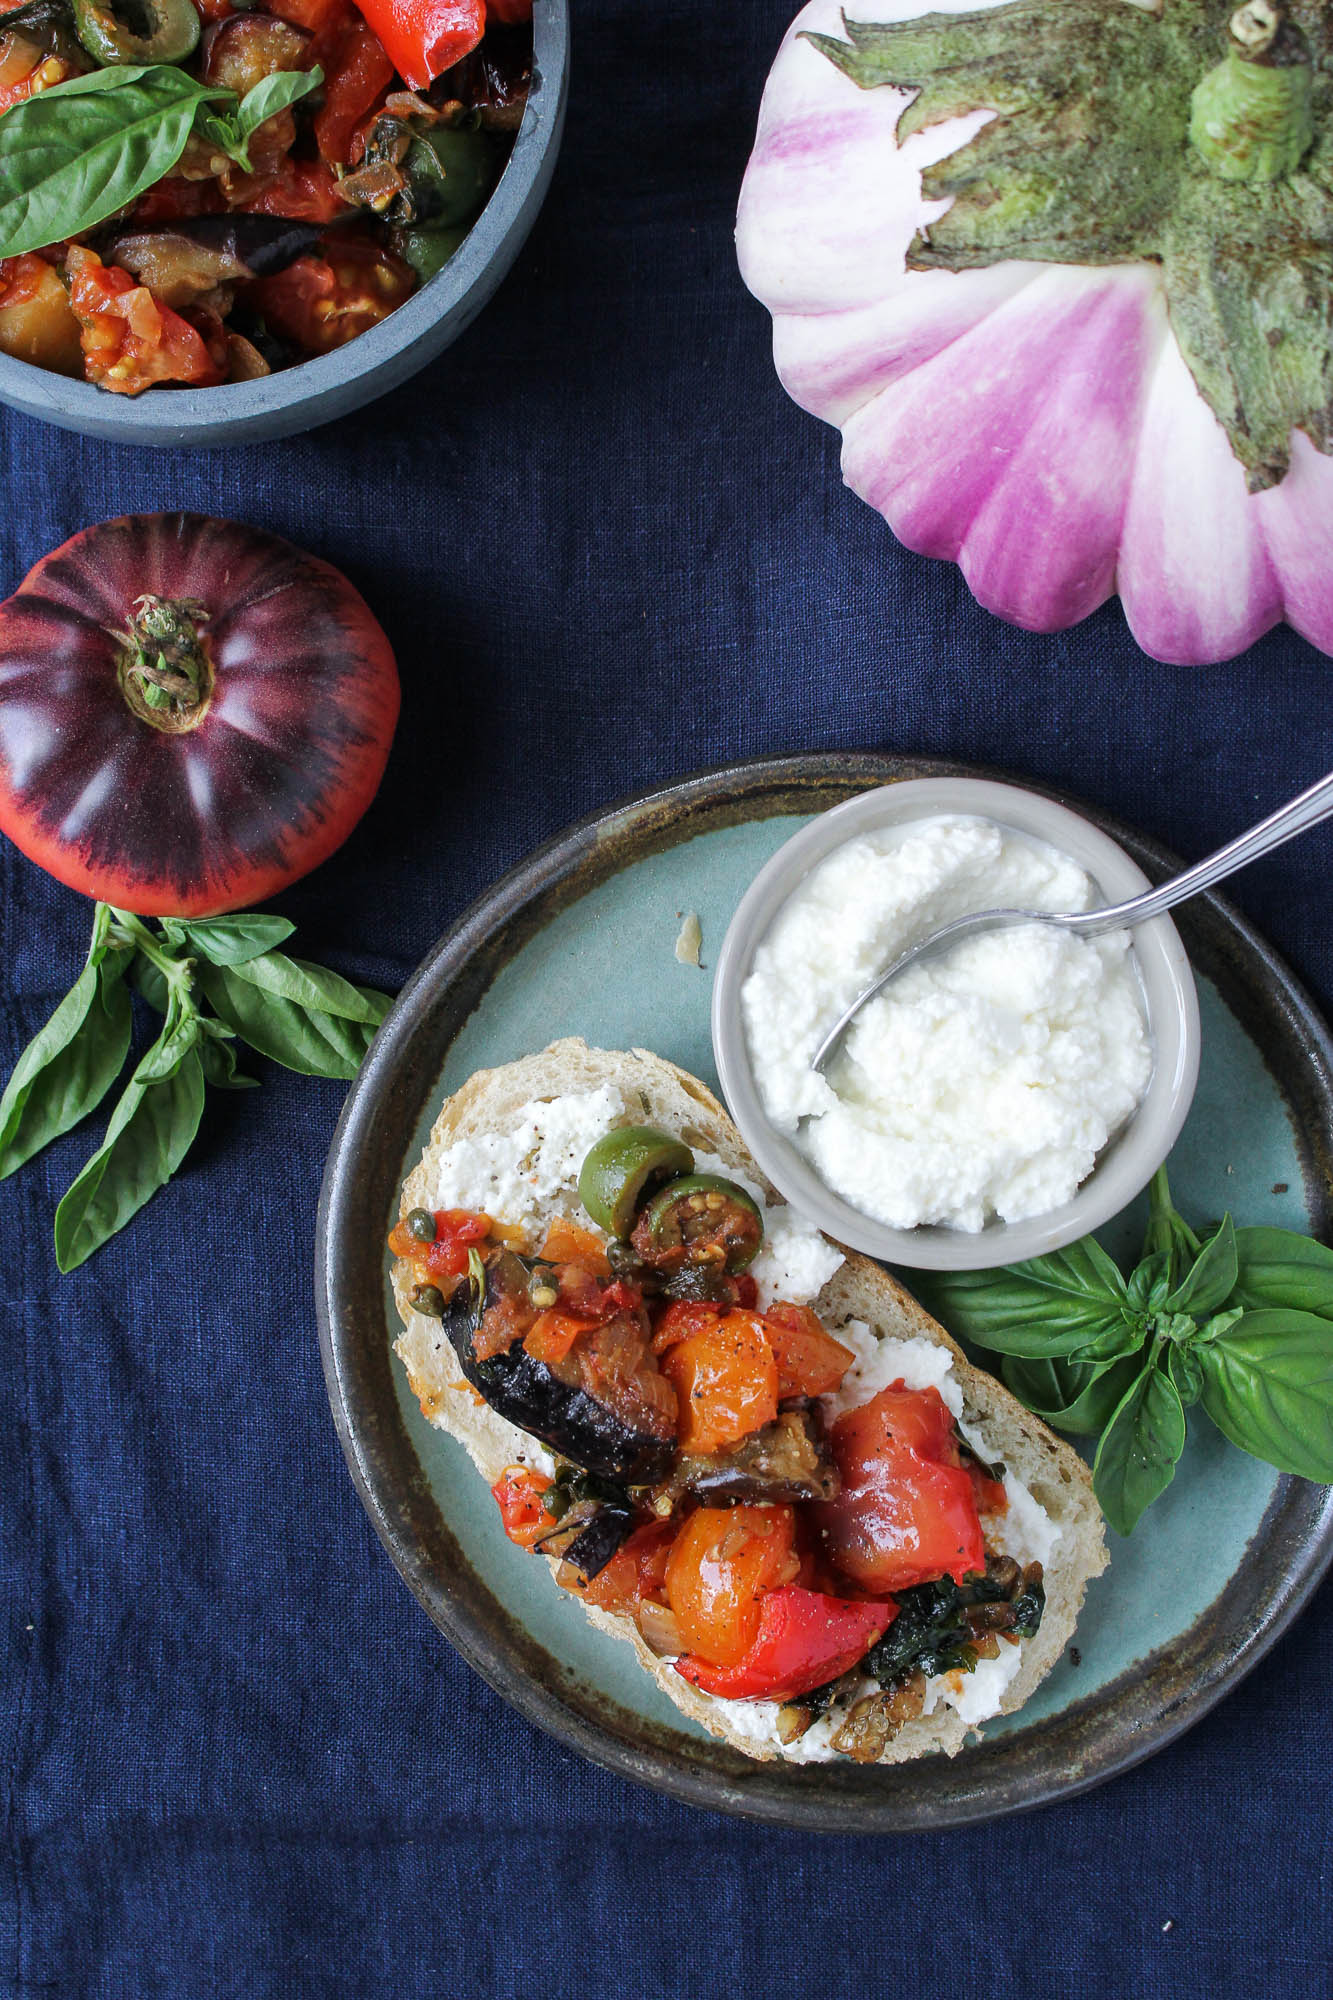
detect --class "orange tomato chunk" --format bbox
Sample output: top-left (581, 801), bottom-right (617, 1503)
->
top-left (664, 1503), bottom-right (799, 1667)
top-left (659, 1309), bottom-right (778, 1454)
top-left (762, 1302), bottom-right (854, 1398)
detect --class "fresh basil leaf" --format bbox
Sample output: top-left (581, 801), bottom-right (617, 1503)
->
top-left (1093, 1357), bottom-right (1187, 1536)
top-left (196, 68), bottom-right (321, 169)
top-left (1003, 1351), bottom-right (1143, 1436)
top-left (1127, 1249), bottom-right (1173, 1314)
top-left (0, 66), bottom-right (228, 257)
top-left (197, 961), bottom-right (377, 1080)
top-left (1198, 1309), bottom-right (1333, 1482)
top-left (0, 946), bottom-right (132, 1177)
top-left (172, 913), bottom-right (297, 967)
top-left (130, 951), bottom-right (171, 1014)
top-left (198, 1030), bottom-right (259, 1091)
top-left (1166, 1342), bottom-right (1203, 1408)
top-left (54, 1020), bottom-right (205, 1272)
top-left (1194, 1304), bottom-right (1243, 1344)
top-left (917, 1237), bottom-right (1132, 1359)
top-left (1231, 1226), bottom-right (1333, 1319)
top-left (224, 949), bottom-right (389, 1025)
top-left (235, 65), bottom-right (321, 138)
top-left (1166, 1213), bottom-right (1238, 1317)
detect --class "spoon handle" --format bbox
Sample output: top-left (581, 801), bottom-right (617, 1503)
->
top-left (1068, 771), bottom-right (1333, 936)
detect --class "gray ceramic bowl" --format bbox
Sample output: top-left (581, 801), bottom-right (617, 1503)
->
top-left (0, 0), bottom-right (568, 446)
top-left (712, 776), bottom-right (1201, 1270)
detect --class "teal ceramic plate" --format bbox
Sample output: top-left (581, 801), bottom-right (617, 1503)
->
top-left (315, 753), bottom-right (1333, 1830)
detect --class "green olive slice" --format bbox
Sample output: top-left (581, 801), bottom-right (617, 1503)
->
top-left (639, 1173), bottom-right (764, 1273)
top-left (577, 1126), bottom-right (694, 1239)
top-left (74, 0), bottom-right (199, 68)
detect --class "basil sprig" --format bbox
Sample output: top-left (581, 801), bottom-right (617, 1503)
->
top-left (0, 903), bottom-right (389, 1271)
top-left (915, 1171), bottom-right (1333, 1536)
top-left (0, 62), bottom-right (322, 258)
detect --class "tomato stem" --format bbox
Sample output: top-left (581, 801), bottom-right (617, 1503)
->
top-left (117, 595), bottom-right (215, 734)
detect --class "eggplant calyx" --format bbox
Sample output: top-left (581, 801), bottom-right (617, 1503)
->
top-left (116, 594), bottom-right (214, 733)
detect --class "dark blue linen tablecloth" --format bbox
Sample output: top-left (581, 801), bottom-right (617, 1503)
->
top-left (3, 3), bottom-right (1332, 1993)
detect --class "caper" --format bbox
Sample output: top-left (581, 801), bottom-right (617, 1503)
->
top-left (410, 1283), bottom-right (446, 1317)
top-left (528, 1264), bottom-right (559, 1307)
top-left (407, 1208), bottom-right (437, 1242)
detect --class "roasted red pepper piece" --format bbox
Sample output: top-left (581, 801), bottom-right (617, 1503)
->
top-left (314, 14), bottom-right (395, 163)
top-left (350, 0), bottom-right (483, 91)
top-left (675, 1585), bottom-right (895, 1702)
top-left (815, 1382), bottom-right (987, 1592)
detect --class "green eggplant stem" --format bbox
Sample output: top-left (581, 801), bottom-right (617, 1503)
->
top-left (1189, 0), bottom-right (1314, 183)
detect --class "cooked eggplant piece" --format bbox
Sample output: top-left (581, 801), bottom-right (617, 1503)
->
top-left (436, 22), bottom-right (531, 131)
top-left (650, 1409), bottom-right (839, 1512)
top-left (441, 1251), bottom-right (677, 1484)
top-left (98, 217), bottom-right (328, 308)
top-left (531, 1496), bottom-right (632, 1582)
top-left (199, 10), bottom-right (308, 93)
top-left (560, 1504), bottom-right (633, 1581)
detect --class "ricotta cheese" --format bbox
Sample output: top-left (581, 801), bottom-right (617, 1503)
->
top-left (741, 814), bottom-right (1154, 1231)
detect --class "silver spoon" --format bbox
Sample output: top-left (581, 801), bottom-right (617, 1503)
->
top-left (809, 770), bottom-right (1333, 1076)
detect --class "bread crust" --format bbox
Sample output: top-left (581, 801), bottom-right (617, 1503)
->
top-left (391, 1039), bottom-right (1107, 1764)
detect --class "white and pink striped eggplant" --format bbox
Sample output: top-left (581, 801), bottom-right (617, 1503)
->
top-left (737, 0), bottom-right (1333, 663)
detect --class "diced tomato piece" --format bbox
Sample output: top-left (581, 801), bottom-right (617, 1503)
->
top-left (650, 1299), bottom-right (722, 1356)
top-left (66, 247), bottom-right (222, 395)
top-left (539, 1215), bottom-right (611, 1279)
top-left (491, 1465), bottom-right (556, 1550)
top-left (565, 1311), bottom-right (678, 1444)
top-left (762, 1302), bottom-right (854, 1399)
top-left (192, 0), bottom-right (235, 21)
top-left (350, 0), bottom-right (483, 91)
top-left (663, 1504), bottom-right (799, 1667)
top-left (233, 157), bottom-right (345, 223)
top-left (387, 1207), bottom-right (490, 1274)
top-left (659, 1309), bottom-right (778, 1454)
top-left (815, 1383), bottom-right (986, 1593)
top-left (471, 1278), bottom-right (534, 1361)
top-left (676, 1586), bottom-right (895, 1702)
top-left (524, 1307), bottom-right (598, 1366)
top-left (560, 1520), bottom-right (677, 1612)
top-left (422, 1209), bottom-right (490, 1277)
top-left (247, 234), bottom-right (414, 360)
top-left (0, 47), bottom-right (72, 115)
top-left (313, 14), bottom-right (395, 163)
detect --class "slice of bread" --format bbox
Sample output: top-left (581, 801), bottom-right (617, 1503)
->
top-left (391, 1039), bottom-right (1107, 1764)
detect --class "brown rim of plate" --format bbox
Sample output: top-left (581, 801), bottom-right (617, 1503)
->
top-left (314, 750), bottom-right (1333, 1832)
